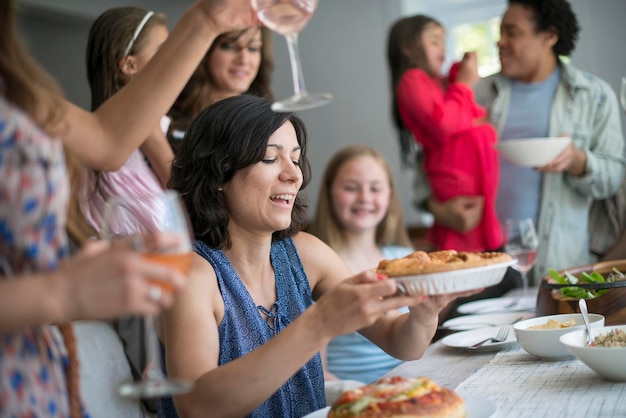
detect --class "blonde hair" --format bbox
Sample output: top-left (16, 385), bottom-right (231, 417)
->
top-left (310, 144), bottom-right (411, 251)
top-left (0, 0), bottom-right (65, 135)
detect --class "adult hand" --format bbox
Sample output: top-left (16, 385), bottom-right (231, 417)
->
top-left (197, 0), bottom-right (260, 35)
top-left (56, 237), bottom-right (187, 321)
top-left (312, 270), bottom-right (415, 338)
top-left (536, 140), bottom-right (587, 177)
top-left (455, 51), bottom-right (479, 88)
top-left (407, 288), bottom-right (484, 319)
top-left (427, 195), bottom-right (483, 233)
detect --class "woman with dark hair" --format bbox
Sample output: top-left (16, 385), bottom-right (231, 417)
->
top-left (167, 27), bottom-right (273, 152)
top-left (160, 95), bottom-right (472, 418)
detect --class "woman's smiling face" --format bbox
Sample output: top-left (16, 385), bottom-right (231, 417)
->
top-left (206, 28), bottom-right (262, 98)
top-left (330, 156), bottom-right (391, 235)
top-left (222, 121), bottom-right (303, 234)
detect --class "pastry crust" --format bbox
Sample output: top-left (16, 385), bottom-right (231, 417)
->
top-left (376, 249), bottom-right (511, 277)
top-left (327, 376), bottom-right (465, 418)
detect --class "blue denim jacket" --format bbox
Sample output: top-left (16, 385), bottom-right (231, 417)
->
top-left (414, 61), bottom-right (625, 279)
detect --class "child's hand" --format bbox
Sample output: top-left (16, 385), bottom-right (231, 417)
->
top-left (455, 51), bottom-right (479, 87)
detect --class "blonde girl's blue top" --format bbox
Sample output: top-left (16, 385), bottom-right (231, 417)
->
top-left (326, 245), bottom-right (414, 383)
top-left (158, 237), bottom-right (325, 418)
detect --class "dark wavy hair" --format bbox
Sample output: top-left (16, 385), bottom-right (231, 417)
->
top-left (509, 0), bottom-right (580, 56)
top-left (169, 95), bottom-right (311, 249)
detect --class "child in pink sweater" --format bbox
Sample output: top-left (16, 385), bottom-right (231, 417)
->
top-left (387, 14), bottom-right (502, 252)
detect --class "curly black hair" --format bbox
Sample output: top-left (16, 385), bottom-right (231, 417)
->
top-left (168, 94), bottom-right (311, 249)
top-left (509, 0), bottom-right (580, 56)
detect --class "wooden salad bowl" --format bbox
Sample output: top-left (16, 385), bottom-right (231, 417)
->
top-left (536, 259), bottom-right (626, 325)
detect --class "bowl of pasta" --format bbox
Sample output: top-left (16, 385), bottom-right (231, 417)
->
top-left (560, 325), bottom-right (626, 381)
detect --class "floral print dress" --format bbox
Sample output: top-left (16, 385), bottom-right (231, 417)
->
top-left (0, 94), bottom-right (74, 417)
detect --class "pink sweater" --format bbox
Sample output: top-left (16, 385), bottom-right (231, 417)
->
top-left (397, 68), bottom-right (502, 251)
top-left (80, 117), bottom-right (169, 236)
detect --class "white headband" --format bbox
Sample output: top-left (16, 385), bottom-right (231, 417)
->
top-left (123, 11), bottom-right (155, 57)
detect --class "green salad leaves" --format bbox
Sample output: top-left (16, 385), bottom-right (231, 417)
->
top-left (548, 267), bottom-right (625, 299)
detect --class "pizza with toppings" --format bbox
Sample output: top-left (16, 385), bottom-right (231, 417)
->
top-left (327, 376), bottom-right (465, 418)
top-left (376, 249), bottom-right (511, 277)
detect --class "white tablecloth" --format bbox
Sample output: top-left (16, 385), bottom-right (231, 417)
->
top-left (383, 287), bottom-right (626, 417)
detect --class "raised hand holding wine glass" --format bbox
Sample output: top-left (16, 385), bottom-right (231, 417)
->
top-left (251, 0), bottom-right (332, 112)
top-left (503, 218), bottom-right (539, 301)
top-left (102, 190), bottom-right (194, 398)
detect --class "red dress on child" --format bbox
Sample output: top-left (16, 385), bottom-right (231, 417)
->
top-left (396, 67), bottom-right (501, 252)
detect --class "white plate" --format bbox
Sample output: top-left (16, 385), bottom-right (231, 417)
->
top-left (303, 393), bottom-right (496, 417)
top-left (441, 312), bottom-right (534, 331)
top-left (393, 259), bottom-right (515, 296)
top-left (441, 326), bottom-right (518, 352)
top-left (496, 137), bottom-right (571, 167)
top-left (457, 295), bottom-right (536, 314)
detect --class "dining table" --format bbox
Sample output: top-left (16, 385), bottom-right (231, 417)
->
top-left (382, 288), bottom-right (626, 417)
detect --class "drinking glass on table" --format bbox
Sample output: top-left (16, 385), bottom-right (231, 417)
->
top-left (503, 218), bottom-right (539, 301)
top-left (102, 190), bottom-right (193, 398)
top-left (251, 0), bottom-right (332, 112)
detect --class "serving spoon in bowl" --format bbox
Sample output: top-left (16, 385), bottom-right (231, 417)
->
top-left (579, 298), bottom-right (594, 346)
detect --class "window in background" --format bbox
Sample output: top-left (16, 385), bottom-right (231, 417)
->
top-left (452, 17), bottom-right (501, 77)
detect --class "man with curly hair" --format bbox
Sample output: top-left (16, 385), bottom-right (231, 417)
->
top-left (415, 0), bottom-right (625, 282)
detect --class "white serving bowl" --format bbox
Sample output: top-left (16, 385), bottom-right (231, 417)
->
top-left (560, 325), bottom-right (626, 381)
top-left (513, 313), bottom-right (605, 360)
top-left (496, 137), bottom-right (571, 167)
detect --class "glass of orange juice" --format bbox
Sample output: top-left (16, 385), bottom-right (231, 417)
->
top-left (102, 190), bottom-right (193, 399)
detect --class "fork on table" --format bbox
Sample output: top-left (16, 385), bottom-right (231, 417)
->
top-left (467, 327), bottom-right (510, 350)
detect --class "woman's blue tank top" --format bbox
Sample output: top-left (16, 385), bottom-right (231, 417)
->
top-left (158, 237), bottom-right (325, 417)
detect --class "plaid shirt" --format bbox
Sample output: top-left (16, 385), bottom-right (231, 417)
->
top-left (475, 61), bottom-right (625, 278)
top-left (589, 179), bottom-right (626, 256)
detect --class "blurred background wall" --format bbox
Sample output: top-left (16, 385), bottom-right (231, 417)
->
top-left (16, 0), bottom-right (626, 228)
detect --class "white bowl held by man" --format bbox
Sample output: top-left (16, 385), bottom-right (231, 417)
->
top-left (513, 313), bottom-right (605, 360)
top-left (560, 325), bottom-right (626, 382)
top-left (496, 137), bottom-right (571, 167)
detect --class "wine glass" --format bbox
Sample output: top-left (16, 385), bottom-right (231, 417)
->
top-left (503, 218), bottom-right (539, 302)
top-left (619, 77), bottom-right (626, 112)
top-left (251, 0), bottom-right (332, 112)
top-left (102, 190), bottom-right (194, 399)
top-left (0, 255), bottom-right (13, 278)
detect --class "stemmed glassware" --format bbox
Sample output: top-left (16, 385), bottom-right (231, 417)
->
top-left (251, 0), bottom-right (332, 112)
top-left (619, 77), bottom-right (626, 112)
top-left (0, 255), bottom-right (13, 278)
top-left (503, 218), bottom-right (539, 301)
top-left (103, 190), bottom-right (194, 399)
